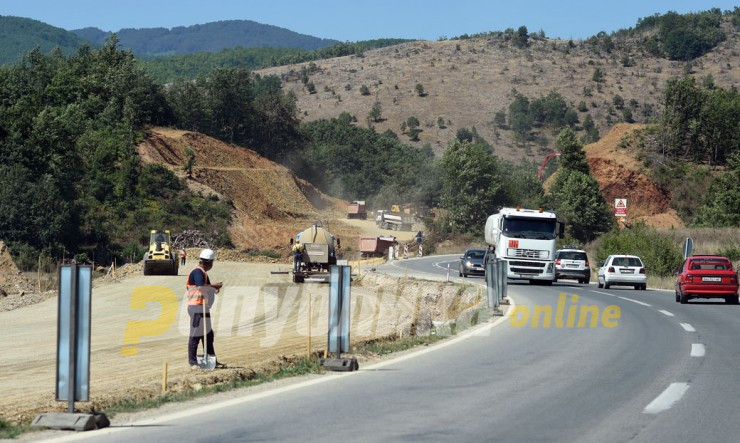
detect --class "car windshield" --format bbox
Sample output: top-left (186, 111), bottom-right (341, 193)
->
top-left (558, 251), bottom-right (586, 260)
top-left (466, 251), bottom-right (485, 259)
top-left (502, 217), bottom-right (556, 240)
top-left (612, 257), bottom-right (642, 267)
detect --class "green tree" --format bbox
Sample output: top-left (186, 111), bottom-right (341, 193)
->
top-left (183, 148), bottom-right (196, 178)
top-left (494, 110), bottom-right (507, 128)
top-left (693, 152), bottom-right (740, 227)
top-left (556, 128), bottom-right (590, 174)
top-left (368, 100), bottom-right (382, 122)
top-left (415, 83), bottom-right (426, 96)
top-left (512, 25), bottom-right (529, 48)
top-left (546, 170), bottom-right (613, 242)
top-left (612, 94), bottom-right (624, 109)
top-left (359, 84), bottom-right (370, 95)
top-left (439, 140), bottom-right (508, 233)
top-left (592, 67), bottom-right (604, 82)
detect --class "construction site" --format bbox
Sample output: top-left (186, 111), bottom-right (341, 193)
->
top-left (0, 123), bottom-right (683, 424)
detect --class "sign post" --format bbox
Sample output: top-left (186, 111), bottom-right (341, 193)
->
top-left (32, 264), bottom-right (108, 432)
top-left (320, 265), bottom-right (358, 371)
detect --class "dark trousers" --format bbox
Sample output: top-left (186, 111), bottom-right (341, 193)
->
top-left (188, 305), bottom-right (215, 364)
top-left (293, 253), bottom-right (302, 272)
top-left (181, 257), bottom-right (186, 265)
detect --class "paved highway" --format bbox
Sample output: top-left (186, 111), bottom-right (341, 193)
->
top-left (45, 255), bottom-right (740, 442)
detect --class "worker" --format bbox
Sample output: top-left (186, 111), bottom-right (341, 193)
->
top-left (180, 247), bottom-right (187, 266)
top-left (186, 249), bottom-right (224, 369)
top-left (292, 240), bottom-right (305, 272)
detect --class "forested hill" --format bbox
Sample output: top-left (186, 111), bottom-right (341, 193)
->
top-left (0, 16), bottom-right (93, 65)
top-left (71, 20), bottom-right (340, 57)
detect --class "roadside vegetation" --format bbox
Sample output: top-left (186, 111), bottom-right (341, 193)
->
top-left (0, 9), bottom-right (738, 271)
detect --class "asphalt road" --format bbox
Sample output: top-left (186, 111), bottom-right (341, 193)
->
top-left (45, 255), bottom-right (740, 443)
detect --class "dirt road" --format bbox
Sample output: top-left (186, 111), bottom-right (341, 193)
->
top-left (0, 261), bottom-right (472, 422)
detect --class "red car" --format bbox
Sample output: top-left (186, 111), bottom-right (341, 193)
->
top-left (675, 256), bottom-right (739, 304)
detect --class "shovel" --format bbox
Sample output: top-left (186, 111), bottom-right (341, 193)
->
top-left (196, 296), bottom-right (216, 371)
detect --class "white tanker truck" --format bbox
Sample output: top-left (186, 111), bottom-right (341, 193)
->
top-left (485, 207), bottom-right (564, 285)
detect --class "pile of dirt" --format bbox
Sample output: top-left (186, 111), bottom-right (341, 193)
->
top-left (584, 124), bottom-right (684, 228)
top-left (137, 129), bottom-right (362, 251)
top-left (0, 241), bottom-right (32, 296)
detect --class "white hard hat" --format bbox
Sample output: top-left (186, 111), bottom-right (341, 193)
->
top-left (199, 249), bottom-right (215, 261)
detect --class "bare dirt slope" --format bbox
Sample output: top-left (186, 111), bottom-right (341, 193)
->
top-left (0, 261), bottom-right (479, 423)
top-left (584, 124), bottom-right (683, 228)
top-left (138, 128), bottom-right (407, 252)
top-left (255, 23), bottom-right (739, 160)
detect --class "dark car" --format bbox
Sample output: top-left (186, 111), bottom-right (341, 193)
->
top-left (675, 256), bottom-right (739, 304)
top-left (459, 248), bottom-right (486, 277)
top-left (554, 247), bottom-right (590, 284)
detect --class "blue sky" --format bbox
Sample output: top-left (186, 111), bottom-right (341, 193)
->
top-left (1, 1), bottom-right (736, 41)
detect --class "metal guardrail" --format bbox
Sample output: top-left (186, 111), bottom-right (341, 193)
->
top-left (485, 258), bottom-right (508, 308)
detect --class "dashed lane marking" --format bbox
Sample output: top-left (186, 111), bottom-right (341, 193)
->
top-left (617, 296), bottom-right (652, 307)
top-left (658, 310), bottom-right (674, 317)
top-left (690, 344), bottom-right (706, 357)
top-left (643, 383), bottom-right (690, 414)
top-left (680, 323), bottom-right (696, 332)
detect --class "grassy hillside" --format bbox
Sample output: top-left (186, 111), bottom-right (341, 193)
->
top-left (0, 16), bottom-right (93, 65)
top-left (71, 20), bottom-right (340, 57)
top-left (254, 12), bottom-right (739, 163)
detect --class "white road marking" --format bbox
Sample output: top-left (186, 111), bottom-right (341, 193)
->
top-left (590, 290), bottom-right (614, 296)
top-left (690, 344), bottom-right (706, 357)
top-left (680, 323), bottom-right (696, 332)
top-left (658, 310), bottom-right (674, 317)
top-left (643, 383), bottom-right (690, 414)
top-left (617, 296), bottom-right (652, 307)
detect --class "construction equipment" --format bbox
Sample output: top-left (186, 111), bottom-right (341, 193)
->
top-left (143, 230), bottom-right (179, 276)
top-left (347, 201), bottom-right (367, 219)
top-left (375, 209), bottom-right (416, 231)
top-left (359, 235), bottom-right (396, 257)
top-left (293, 223), bottom-right (338, 283)
top-left (537, 152), bottom-right (560, 182)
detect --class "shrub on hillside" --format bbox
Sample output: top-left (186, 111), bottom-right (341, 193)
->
top-left (596, 224), bottom-right (682, 277)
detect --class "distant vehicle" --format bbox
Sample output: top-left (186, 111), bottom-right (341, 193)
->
top-left (292, 224), bottom-right (338, 283)
top-left (597, 255), bottom-right (646, 290)
top-left (484, 207), bottom-right (564, 285)
top-left (347, 201), bottom-right (367, 219)
top-left (143, 229), bottom-right (179, 276)
top-left (554, 246), bottom-right (590, 284)
top-left (674, 256), bottom-right (738, 304)
top-left (375, 209), bottom-right (416, 231)
top-left (359, 235), bottom-right (396, 257)
top-left (459, 248), bottom-right (486, 277)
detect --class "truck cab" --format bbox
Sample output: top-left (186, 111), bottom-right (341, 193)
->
top-left (485, 207), bottom-right (563, 285)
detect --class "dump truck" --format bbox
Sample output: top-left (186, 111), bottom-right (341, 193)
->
top-left (359, 235), bottom-right (396, 257)
top-left (293, 224), bottom-right (339, 283)
top-left (376, 210), bottom-right (416, 231)
top-left (143, 230), bottom-right (179, 276)
top-left (347, 201), bottom-right (367, 219)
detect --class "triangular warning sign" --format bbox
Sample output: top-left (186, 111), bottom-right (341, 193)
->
top-left (616, 200), bottom-right (626, 208)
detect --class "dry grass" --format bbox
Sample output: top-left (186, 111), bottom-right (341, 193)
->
top-left (256, 23), bottom-right (739, 162)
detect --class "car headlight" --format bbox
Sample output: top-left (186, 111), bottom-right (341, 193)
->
top-left (466, 261), bottom-right (472, 267)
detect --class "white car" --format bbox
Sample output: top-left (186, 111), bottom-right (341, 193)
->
top-left (597, 255), bottom-right (647, 290)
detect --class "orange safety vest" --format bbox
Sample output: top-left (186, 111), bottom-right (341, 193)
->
top-left (186, 265), bottom-right (212, 306)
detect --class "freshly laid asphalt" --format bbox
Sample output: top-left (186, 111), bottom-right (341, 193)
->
top-left (42, 255), bottom-right (740, 443)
